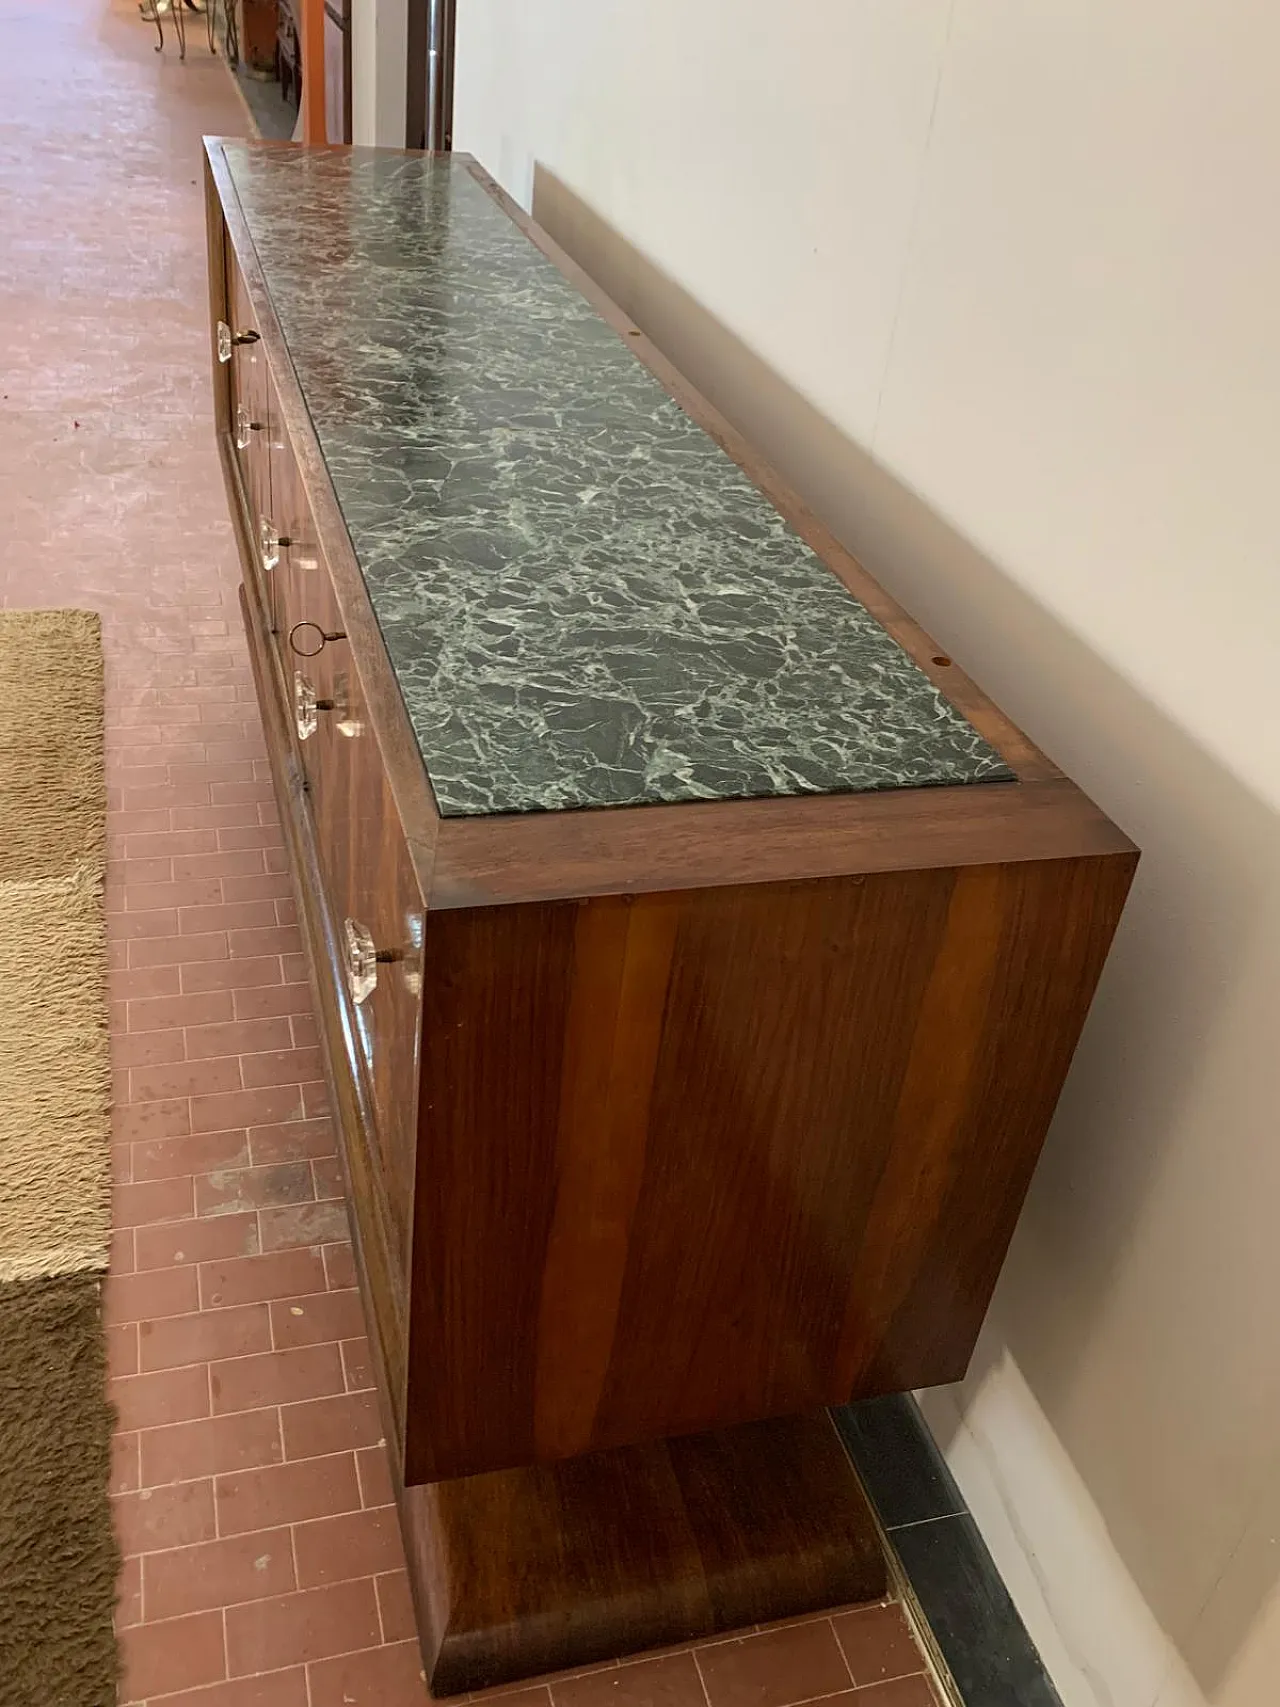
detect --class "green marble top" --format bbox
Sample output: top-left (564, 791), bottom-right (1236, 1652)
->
top-left (222, 143), bottom-right (1012, 816)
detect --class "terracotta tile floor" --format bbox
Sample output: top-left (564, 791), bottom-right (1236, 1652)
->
top-left (0, 2), bottom-right (945, 1703)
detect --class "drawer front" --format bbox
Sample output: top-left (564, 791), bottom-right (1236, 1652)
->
top-left (302, 624), bottom-right (424, 1272)
top-left (225, 259), bottom-right (273, 596)
top-left (240, 340), bottom-right (423, 1277)
top-left (260, 414), bottom-right (315, 675)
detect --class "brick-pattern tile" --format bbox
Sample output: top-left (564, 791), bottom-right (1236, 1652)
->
top-left (340, 1336), bottom-right (374, 1393)
top-left (375, 1571), bottom-right (419, 1643)
top-left (324, 1241), bottom-right (357, 1290)
top-left (112, 1432), bottom-right (141, 1496)
top-left (260, 1200), bottom-right (349, 1251)
top-left (113, 1481), bottom-right (218, 1555)
top-left (118, 1609), bottom-right (227, 1701)
top-left (133, 1129), bottom-right (251, 1183)
top-left (136, 1211), bottom-right (261, 1271)
top-left (108, 1322), bottom-right (140, 1378)
top-left (269, 1288), bottom-right (366, 1348)
top-left (196, 1159), bottom-right (314, 1216)
top-left (281, 1389), bottom-right (383, 1460)
top-left (833, 1606), bottom-right (927, 1688)
top-left (140, 1409), bottom-right (284, 1486)
top-left (555, 1653), bottom-right (706, 1707)
top-left (143, 1525), bottom-right (296, 1620)
top-left (695, 1622), bottom-right (852, 1707)
top-left (115, 1363), bottom-right (211, 1432)
top-left (307, 1640), bottom-right (429, 1705)
top-left (845, 1681), bottom-right (942, 1707)
top-left (356, 1445), bottom-right (396, 1511)
top-left (139, 1302), bottom-right (272, 1371)
top-left (116, 1552), bottom-right (144, 1629)
top-left (210, 1343), bottom-right (346, 1415)
top-left (215, 1453), bottom-right (364, 1536)
top-left (148, 1671), bottom-right (310, 1707)
top-left (104, 1264), bottom-right (200, 1325)
top-left (225, 1579), bottom-right (382, 1674)
top-left (199, 1247), bottom-right (327, 1309)
top-left (293, 1507), bottom-right (404, 1588)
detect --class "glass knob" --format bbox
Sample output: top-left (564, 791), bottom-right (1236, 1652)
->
top-left (259, 516), bottom-right (279, 571)
top-left (258, 515), bottom-right (291, 571)
top-left (235, 403), bottom-right (253, 449)
top-left (292, 670), bottom-right (334, 741)
top-left (344, 918), bottom-right (379, 1005)
top-left (294, 671), bottom-right (317, 740)
top-left (402, 911), bottom-right (424, 997)
top-left (343, 917), bottom-right (400, 1005)
top-left (217, 320), bottom-right (260, 361)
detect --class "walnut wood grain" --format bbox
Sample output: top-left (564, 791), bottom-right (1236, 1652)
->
top-left (404, 1412), bottom-right (887, 1695)
top-left (428, 774), bottom-right (1131, 909)
top-left (403, 851), bottom-right (1134, 1483)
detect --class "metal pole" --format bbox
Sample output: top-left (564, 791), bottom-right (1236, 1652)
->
top-left (424, 0), bottom-right (456, 150)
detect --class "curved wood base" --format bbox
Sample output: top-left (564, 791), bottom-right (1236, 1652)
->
top-left (401, 1412), bottom-right (887, 1696)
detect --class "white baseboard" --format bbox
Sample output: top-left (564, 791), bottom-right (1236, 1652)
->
top-left (915, 1349), bottom-right (1205, 1707)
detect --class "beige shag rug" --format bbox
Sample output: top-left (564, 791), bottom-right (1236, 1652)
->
top-left (0, 609), bottom-right (116, 1705)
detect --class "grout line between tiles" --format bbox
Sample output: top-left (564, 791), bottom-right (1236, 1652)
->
top-left (885, 1513), bottom-right (964, 1534)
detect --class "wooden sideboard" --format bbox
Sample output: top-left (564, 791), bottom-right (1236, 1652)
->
top-left (205, 139), bottom-right (1137, 1692)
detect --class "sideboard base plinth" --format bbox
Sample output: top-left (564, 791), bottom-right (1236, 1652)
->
top-left (400, 1412), bottom-right (888, 1696)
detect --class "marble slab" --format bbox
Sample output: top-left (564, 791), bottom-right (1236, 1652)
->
top-left (222, 144), bottom-right (1013, 816)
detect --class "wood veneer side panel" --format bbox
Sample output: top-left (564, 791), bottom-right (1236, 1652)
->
top-left (530, 894), bottom-right (682, 1462)
top-left (402, 854), bottom-right (1136, 1481)
top-left (585, 869), bottom-right (960, 1451)
top-left (403, 899), bottom-right (581, 1484)
top-left (205, 139), bottom-right (442, 903)
top-left (843, 846), bottom-right (1140, 1393)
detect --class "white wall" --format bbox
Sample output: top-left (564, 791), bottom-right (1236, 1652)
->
top-left (351, 0), bottom-right (407, 147)
top-left (455, 6), bottom-right (1280, 1705)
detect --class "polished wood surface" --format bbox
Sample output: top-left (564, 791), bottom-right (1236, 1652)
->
top-left (403, 853), bottom-right (1134, 1483)
top-left (405, 1413), bottom-right (886, 1694)
top-left (208, 140), bottom-right (1138, 1689)
top-left (428, 774), bottom-right (1130, 909)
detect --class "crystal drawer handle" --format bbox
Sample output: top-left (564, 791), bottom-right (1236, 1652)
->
top-left (343, 917), bottom-right (399, 1006)
top-left (259, 515), bottom-right (292, 572)
top-left (293, 670), bottom-right (334, 741)
top-left (234, 403), bottom-right (261, 449)
top-left (216, 320), bottom-right (260, 363)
